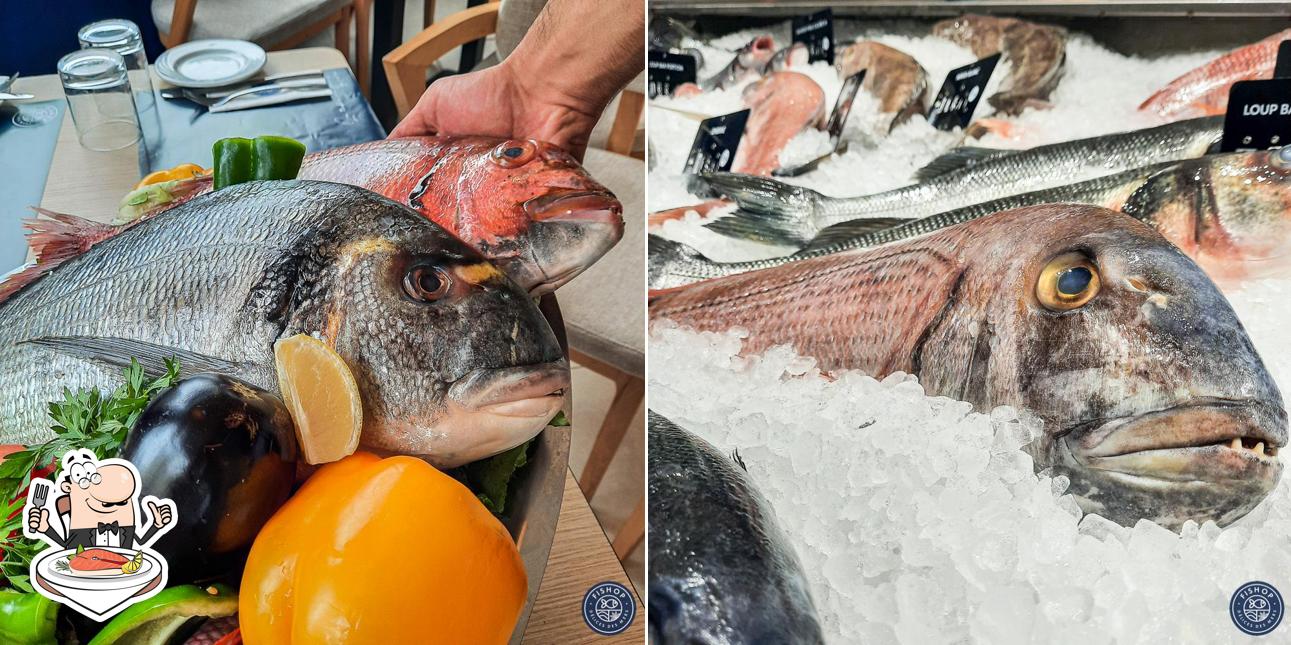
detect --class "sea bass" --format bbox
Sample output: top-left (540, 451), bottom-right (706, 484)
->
top-left (653, 148), bottom-right (1291, 288)
top-left (731, 71), bottom-right (826, 177)
top-left (651, 204), bottom-right (1285, 529)
top-left (698, 35), bottom-right (778, 92)
top-left (1140, 27), bottom-right (1291, 120)
top-left (0, 181), bottom-right (568, 468)
top-left (836, 40), bottom-right (930, 132)
top-left (698, 116), bottom-right (1224, 245)
top-left (648, 412), bottom-right (824, 645)
top-left (932, 14), bottom-right (1067, 115)
top-left (37, 136), bottom-right (624, 296)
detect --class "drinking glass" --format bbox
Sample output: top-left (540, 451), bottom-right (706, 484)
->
top-left (78, 19), bottom-right (154, 113)
top-left (58, 49), bottom-right (140, 151)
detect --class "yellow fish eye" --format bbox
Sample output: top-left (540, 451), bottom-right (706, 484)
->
top-left (1037, 252), bottom-right (1101, 311)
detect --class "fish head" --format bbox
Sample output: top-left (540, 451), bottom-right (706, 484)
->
top-left (931, 14), bottom-right (1008, 53)
top-left (294, 190), bottom-right (569, 467)
top-left (408, 136), bottom-right (623, 295)
top-left (928, 204), bottom-right (1285, 529)
top-left (1134, 148), bottom-right (1291, 281)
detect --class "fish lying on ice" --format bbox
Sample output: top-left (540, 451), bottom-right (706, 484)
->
top-left (28, 136), bottom-right (624, 296)
top-left (836, 40), bottom-right (930, 132)
top-left (694, 35), bottom-right (778, 93)
top-left (0, 181), bottom-right (568, 468)
top-left (731, 71), bottom-right (827, 177)
top-left (932, 14), bottom-right (1067, 116)
top-left (1140, 27), bottom-right (1291, 120)
top-left (697, 116), bottom-right (1224, 245)
top-left (648, 411), bottom-right (824, 645)
top-left (652, 204), bottom-right (1286, 529)
top-left (652, 147), bottom-right (1291, 288)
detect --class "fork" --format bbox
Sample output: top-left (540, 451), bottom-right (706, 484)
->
top-left (31, 480), bottom-right (49, 508)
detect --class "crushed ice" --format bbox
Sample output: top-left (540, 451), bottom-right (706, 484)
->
top-left (649, 322), bottom-right (1291, 644)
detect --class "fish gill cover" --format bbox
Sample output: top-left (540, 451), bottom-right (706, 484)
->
top-left (649, 314), bottom-right (1291, 644)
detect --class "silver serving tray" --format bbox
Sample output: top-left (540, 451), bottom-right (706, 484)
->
top-left (504, 424), bottom-right (571, 643)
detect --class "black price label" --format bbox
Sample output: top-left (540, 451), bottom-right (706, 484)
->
top-left (792, 9), bottom-right (834, 65)
top-left (827, 70), bottom-right (866, 145)
top-left (683, 109), bottom-right (751, 175)
top-left (1276, 40), bottom-right (1291, 79)
top-left (648, 49), bottom-right (698, 98)
top-left (927, 53), bottom-right (1000, 131)
top-left (1219, 79), bottom-right (1291, 152)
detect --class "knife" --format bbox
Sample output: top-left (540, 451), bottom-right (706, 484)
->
top-left (208, 85), bottom-right (333, 113)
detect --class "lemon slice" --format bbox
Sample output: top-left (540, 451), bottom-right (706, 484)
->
top-left (273, 334), bottom-right (363, 464)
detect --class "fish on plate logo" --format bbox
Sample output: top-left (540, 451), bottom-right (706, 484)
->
top-left (1230, 581), bottom-right (1284, 636)
top-left (22, 449), bottom-right (176, 621)
top-left (582, 580), bottom-right (636, 635)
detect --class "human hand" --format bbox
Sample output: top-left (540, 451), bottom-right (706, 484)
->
top-left (388, 63), bottom-right (602, 161)
top-left (27, 507), bottom-right (47, 534)
top-left (147, 500), bottom-right (172, 530)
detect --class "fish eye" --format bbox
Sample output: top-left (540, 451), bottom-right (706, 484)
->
top-left (1036, 252), bottom-right (1101, 312)
top-left (491, 140), bottom-right (537, 168)
top-left (402, 265), bottom-right (451, 303)
top-left (1273, 146), bottom-right (1291, 169)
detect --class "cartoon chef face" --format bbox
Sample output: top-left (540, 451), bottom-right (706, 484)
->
top-left (60, 453), bottom-right (139, 532)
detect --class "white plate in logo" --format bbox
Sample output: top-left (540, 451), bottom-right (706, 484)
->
top-left (32, 548), bottom-right (164, 618)
top-left (155, 39), bottom-right (266, 88)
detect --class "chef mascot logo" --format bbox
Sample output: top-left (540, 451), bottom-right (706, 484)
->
top-left (22, 449), bottom-right (177, 620)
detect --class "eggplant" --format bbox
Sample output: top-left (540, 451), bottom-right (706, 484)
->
top-left (120, 373), bottom-right (297, 584)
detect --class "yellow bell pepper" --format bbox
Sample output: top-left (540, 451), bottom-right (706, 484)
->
top-left (239, 453), bottom-right (527, 645)
top-left (133, 163), bottom-right (207, 190)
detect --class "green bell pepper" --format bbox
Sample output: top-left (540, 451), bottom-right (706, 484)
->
top-left (0, 590), bottom-right (57, 645)
top-left (212, 135), bottom-right (307, 190)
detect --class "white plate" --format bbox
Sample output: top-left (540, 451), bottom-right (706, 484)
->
top-left (155, 39), bottom-right (266, 89)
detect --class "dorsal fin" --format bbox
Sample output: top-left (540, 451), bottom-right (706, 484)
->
top-left (0, 209), bottom-right (119, 306)
top-left (0, 176), bottom-right (214, 307)
top-left (913, 146), bottom-right (1011, 182)
top-left (794, 217), bottom-right (913, 255)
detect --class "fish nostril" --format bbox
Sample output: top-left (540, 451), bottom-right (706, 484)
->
top-left (1125, 277), bottom-right (1149, 292)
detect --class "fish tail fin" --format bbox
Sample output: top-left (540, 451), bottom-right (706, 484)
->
top-left (0, 209), bottom-right (122, 306)
top-left (694, 172), bottom-right (824, 246)
top-left (648, 234), bottom-right (721, 290)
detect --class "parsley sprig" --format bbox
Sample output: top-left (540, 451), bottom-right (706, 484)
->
top-left (0, 358), bottom-right (179, 591)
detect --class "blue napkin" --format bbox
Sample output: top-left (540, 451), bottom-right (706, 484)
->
top-left (138, 67), bottom-right (385, 174)
top-left (0, 100), bottom-right (66, 274)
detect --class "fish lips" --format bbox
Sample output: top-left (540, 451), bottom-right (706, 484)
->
top-left (448, 360), bottom-right (570, 418)
top-left (1064, 400), bottom-right (1285, 487)
top-left (518, 190), bottom-right (624, 294)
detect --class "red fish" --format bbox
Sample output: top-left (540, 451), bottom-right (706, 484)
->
top-left (300, 137), bottom-right (623, 293)
top-left (70, 548), bottom-right (128, 571)
top-left (1140, 28), bottom-right (1291, 119)
top-left (13, 136), bottom-right (622, 298)
top-left (731, 71), bottom-right (826, 176)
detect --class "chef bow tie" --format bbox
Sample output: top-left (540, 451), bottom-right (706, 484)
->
top-left (97, 521), bottom-right (120, 534)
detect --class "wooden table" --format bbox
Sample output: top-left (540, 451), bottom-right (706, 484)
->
top-left (13, 46), bottom-right (643, 644)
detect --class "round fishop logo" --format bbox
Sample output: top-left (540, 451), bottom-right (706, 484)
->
top-left (1231, 581), bottom-right (1284, 636)
top-left (583, 581), bottom-right (636, 635)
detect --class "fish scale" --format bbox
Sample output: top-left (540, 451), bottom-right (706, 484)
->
top-left (0, 181), bottom-right (566, 467)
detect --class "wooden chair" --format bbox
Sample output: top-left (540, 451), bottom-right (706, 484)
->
top-left (382, 1), bottom-right (643, 156)
top-left (152, 0), bottom-right (372, 94)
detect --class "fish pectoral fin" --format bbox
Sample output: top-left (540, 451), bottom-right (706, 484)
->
top-left (19, 336), bottom-right (244, 377)
top-left (794, 217), bottom-right (914, 255)
top-left (913, 146), bottom-right (1012, 182)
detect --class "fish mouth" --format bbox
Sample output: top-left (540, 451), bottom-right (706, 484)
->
top-left (1064, 400), bottom-right (1285, 484)
top-left (524, 190), bottom-right (623, 229)
top-left (521, 190), bottom-right (625, 294)
top-left (448, 360), bottom-right (570, 419)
